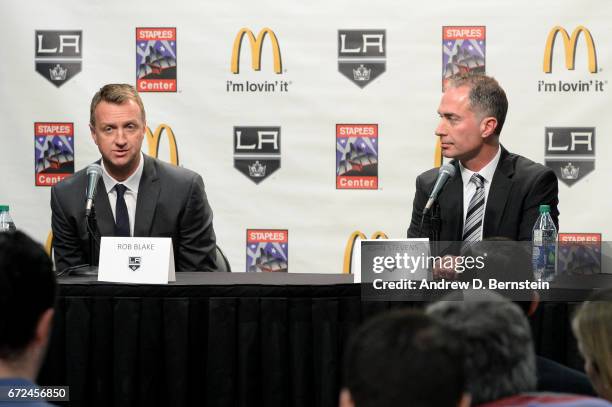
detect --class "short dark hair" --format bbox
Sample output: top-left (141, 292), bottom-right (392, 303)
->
top-left (0, 231), bottom-right (56, 360)
top-left (343, 309), bottom-right (465, 407)
top-left (427, 291), bottom-right (536, 405)
top-left (445, 73), bottom-right (508, 136)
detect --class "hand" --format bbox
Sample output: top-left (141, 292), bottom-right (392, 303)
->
top-left (432, 255), bottom-right (459, 280)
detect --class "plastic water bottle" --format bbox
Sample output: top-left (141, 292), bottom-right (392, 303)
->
top-left (532, 204), bottom-right (557, 282)
top-left (0, 205), bottom-right (17, 232)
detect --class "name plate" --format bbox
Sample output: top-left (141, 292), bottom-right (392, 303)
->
top-left (355, 238), bottom-right (429, 283)
top-left (98, 237), bottom-right (176, 284)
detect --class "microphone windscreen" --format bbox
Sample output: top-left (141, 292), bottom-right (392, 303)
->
top-left (439, 163), bottom-right (456, 178)
top-left (87, 163), bottom-right (103, 176)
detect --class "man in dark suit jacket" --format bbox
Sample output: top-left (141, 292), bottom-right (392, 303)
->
top-left (51, 84), bottom-right (217, 272)
top-left (407, 73), bottom-right (559, 243)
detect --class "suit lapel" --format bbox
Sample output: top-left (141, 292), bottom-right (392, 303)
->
top-left (134, 155), bottom-right (160, 237)
top-left (93, 177), bottom-right (115, 236)
top-left (483, 146), bottom-right (514, 237)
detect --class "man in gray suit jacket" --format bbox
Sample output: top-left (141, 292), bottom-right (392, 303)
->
top-left (51, 84), bottom-right (217, 272)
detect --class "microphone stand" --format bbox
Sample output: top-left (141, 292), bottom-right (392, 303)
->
top-left (429, 202), bottom-right (441, 257)
top-left (78, 206), bottom-right (100, 276)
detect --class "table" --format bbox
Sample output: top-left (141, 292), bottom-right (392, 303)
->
top-left (38, 273), bottom-right (585, 407)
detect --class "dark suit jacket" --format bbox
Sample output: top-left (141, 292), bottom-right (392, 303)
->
top-left (51, 155), bottom-right (217, 272)
top-left (407, 146), bottom-right (559, 242)
top-left (536, 356), bottom-right (596, 396)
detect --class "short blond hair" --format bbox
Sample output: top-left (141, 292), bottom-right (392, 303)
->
top-left (89, 84), bottom-right (146, 126)
top-left (573, 290), bottom-right (612, 397)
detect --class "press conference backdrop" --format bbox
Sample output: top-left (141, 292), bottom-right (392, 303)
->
top-left (1, 0), bottom-right (610, 274)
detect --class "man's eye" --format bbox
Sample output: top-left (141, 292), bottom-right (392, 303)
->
top-left (104, 127), bottom-right (113, 133)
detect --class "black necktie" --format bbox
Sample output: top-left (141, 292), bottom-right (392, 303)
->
top-left (114, 184), bottom-right (130, 237)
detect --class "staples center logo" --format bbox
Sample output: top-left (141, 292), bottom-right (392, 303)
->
top-left (231, 28), bottom-right (282, 74)
top-left (543, 26), bottom-right (597, 73)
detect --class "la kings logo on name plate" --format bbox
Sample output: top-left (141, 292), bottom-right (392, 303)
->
top-left (544, 127), bottom-right (595, 186)
top-left (233, 127), bottom-right (281, 184)
top-left (128, 257), bottom-right (142, 271)
top-left (246, 229), bottom-right (288, 272)
top-left (35, 30), bottom-right (82, 87)
top-left (338, 30), bottom-right (386, 88)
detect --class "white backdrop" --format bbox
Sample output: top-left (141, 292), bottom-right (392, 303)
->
top-left (1, 0), bottom-right (610, 273)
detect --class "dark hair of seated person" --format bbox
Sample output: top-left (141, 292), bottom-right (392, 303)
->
top-left (342, 309), bottom-right (466, 407)
top-left (0, 231), bottom-right (56, 360)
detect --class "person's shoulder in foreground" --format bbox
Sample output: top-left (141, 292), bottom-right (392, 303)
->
top-left (0, 231), bottom-right (57, 406)
top-left (0, 378), bottom-right (57, 407)
top-left (478, 393), bottom-right (612, 407)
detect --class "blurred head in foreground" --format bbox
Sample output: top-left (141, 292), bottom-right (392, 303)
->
top-left (426, 290), bottom-right (536, 405)
top-left (573, 289), bottom-right (612, 401)
top-left (0, 231), bottom-right (56, 381)
top-left (340, 309), bottom-right (470, 407)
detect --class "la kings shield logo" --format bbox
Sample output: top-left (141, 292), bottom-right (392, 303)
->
top-left (338, 30), bottom-right (386, 88)
top-left (35, 30), bottom-right (82, 87)
top-left (233, 127), bottom-right (281, 183)
top-left (545, 127), bottom-right (595, 186)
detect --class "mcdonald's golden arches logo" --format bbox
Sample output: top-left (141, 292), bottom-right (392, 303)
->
top-left (146, 124), bottom-right (179, 166)
top-left (231, 28), bottom-right (282, 74)
top-left (543, 26), bottom-right (597, 73)
top-left (343, 231), bottom-right (388, 274)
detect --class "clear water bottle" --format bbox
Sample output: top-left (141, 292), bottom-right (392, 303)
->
top-left (532, 204), bottom-right (557, 282)
top-left (0, 205), bottom-right (17, 232)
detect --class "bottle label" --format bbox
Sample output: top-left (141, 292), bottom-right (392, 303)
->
top-left (534, 230), bottom-right (543, 245)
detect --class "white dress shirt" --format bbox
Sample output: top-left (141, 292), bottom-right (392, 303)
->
top-left (101, 153), bottom-right (144, 237)
top-left (459, 146), bottom-right (502, 241)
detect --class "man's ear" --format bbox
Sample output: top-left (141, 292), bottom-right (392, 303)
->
top-left (458, 393), bottom-right (472, 407)
top-left (339, 388), bottom-right (355, 407)
top-left (33, 309), bottom-right (54, 348)
top-left (89, 124), bottom-right (98, 145)
top-left (480, 116), bottom-right (498, 138)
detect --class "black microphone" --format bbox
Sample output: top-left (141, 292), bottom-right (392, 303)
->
top-left (423, 163), bottom-right (456, 214)
top-left (85, 164), bottom-right (103, 217)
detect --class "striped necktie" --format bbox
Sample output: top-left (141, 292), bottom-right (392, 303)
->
top-left (462, 174), bottom-right (485, 243)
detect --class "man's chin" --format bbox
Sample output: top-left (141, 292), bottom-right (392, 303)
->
top-left (441, 150), bottom-right (458, 159)
top-left (102, 156), bottom-right (137, 174)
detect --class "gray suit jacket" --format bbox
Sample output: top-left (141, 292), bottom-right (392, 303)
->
top-left (51, 155), bottom-right (217, 272)
top-left (407, 146), bottom-right (560, 242)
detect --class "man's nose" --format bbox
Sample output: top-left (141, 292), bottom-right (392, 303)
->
top-left (115, 130), bottom-right (128, 145)
top-left (435, 119), bottom-right (446, 137)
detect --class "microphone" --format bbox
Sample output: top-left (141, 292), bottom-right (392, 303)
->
top-left (423, 163), bottom-right (456, 214)
top-left (85, 164), bottom-right (103, 217)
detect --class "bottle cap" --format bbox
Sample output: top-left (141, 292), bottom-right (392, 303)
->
top-left (0, 205), bottom-right (8, 212)
top-left (539, 204), bottom-right (550, 213)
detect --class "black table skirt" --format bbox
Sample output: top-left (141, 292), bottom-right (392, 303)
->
top-left (38, 277), bottom-right (584, 407)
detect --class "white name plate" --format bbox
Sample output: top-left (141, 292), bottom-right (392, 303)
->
top-left (98, 237), bottom-right (176, 284)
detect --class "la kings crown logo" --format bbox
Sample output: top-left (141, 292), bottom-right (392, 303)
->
top-left (233, 127), bottom-right (281, 183)
top-left (35, 30), bottom-right (82, 87)
top-left (545, 127), bottom-right (595, 186)
top-left (338, 30), bottom-right (386, 88)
